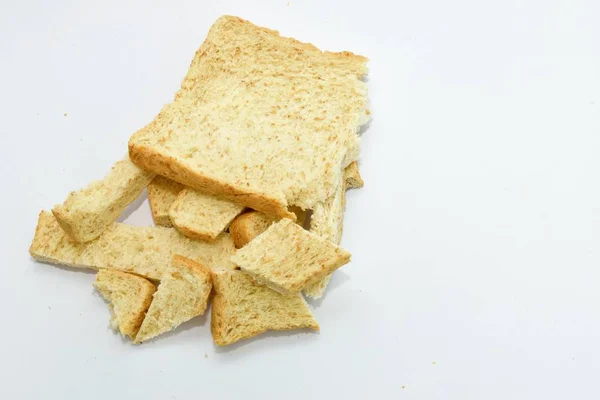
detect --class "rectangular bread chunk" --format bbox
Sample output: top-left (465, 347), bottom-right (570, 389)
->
top-left (229, 211), bottom-right (275, 249)
top-left (211, 269), bottom-right (319, 346)
top-left (169, 188), bottom-right (244, 241)
top-left (344, 161), bottom-right (364, 189)
top-left (135, 255), bottom-right (213, 343)
top-left (29, 211), bottom-right (236, 280)
top-left (129, 16), bottom-right (369, 219)
top-left (94, 269), bottom-right (156, 340)
top-left (231, 219), bottom-right (351, 295)
top-left (147, 176), bottom-right (184, 227)
top-left (52, 156), bottom-right (155, 242)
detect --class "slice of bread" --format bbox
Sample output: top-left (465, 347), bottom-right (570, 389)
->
top-left (169, 188), bottom-right (244, 241)
top-left (211, 269), bottom-right (319, 346)
top-left (52, 156), bottom-right (155, 242)
top-left (29, 211), bottom-right (236, 280)
top-left (231, 219), bottom-right (351, 295)
top-left (129, 16), bottom-right (369, 219)
top-left (134, 255), bottom-right (212, 343)
top-left (147, 176), bottom-right (184, 227)
top-left (94, 269), bottom-right (156, 340)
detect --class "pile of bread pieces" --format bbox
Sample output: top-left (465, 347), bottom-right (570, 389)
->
top-left (29, 16), bottom-right (370, 346)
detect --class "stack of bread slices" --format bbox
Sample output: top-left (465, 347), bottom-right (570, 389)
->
top-left (29, 15), bottom-right (370, 346)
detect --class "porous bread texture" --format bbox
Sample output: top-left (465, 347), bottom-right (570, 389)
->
top-left (229, 211), bottom-right (274, 249)
top-left (52, 156), bottom-right (155, 242)
top-left (129, 15), bottom-right (369, 219)
top-left (231, 219), bottom-right (351, 295)
top-left (94, 269), bottom-right (156, 340)
top-left (29, 211), bottom-right (236, 280)
top-left (169, 188), bottom-right (244, 241)
top-left (228, 162), bottom-right (360, 249)
top-left (147, 176), bottom-right (184, 227)
top-left (135, 255), bottom-right (213, 343)
top-left (211, 269), bottom-right (318, 346)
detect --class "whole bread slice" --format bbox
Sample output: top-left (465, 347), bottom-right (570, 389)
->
top-left (147, 176), bottom-right (184, 227)
top-left (29, 211), bottom-right (236, 280)
top-left (169, 188), bottom-right (244, 241)
top-left (129, 16), bottom-right (369, 219)
top-left (52, 156), bottom-right (155, 242)
top-left (94, 269), bottom-right (156, 340)
top-left (231, 219), bottom-right (351, 295)
top-left (134, 255), bottom-right (212, 343)
top-left (211, 269), bottom-right (319, 346)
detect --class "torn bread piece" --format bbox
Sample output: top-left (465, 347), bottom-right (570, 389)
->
top-left (94, 269), bottom-right (156, 340)
top-left (229, 211), bottom-right (274, 249)
top-left (231, 219), bottom-right (351, 295)
top-left (134, 255), bottom-right (212, 343)
top-left (303, 172), bottom-right (347, 298)
top-left (129, 16), bottom-right (369, 219)
top-left (344, 161), bottom-right (364, 189)
top-left (147, 176), bottom-right (184, 227)
top-left (29, 211), bottom-right (236, 280)
top-left (169, 188), bottom-right (244, 241)
top-left (52, 156), bottom-right (155, 242)
top-left (211, 269), bottom-right (319, 346)
top-left (228, 163), bottom-right (359, 249)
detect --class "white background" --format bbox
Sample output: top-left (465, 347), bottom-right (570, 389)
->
top-left (1, 0), bottom-right (599, 398)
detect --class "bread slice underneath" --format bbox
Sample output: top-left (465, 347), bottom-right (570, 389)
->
top-left (129, 16), bottom-right (369, 219)
top-left (229, 211), bottom-right (275, 249)
top-left (147, 176), bottom-right (184, 227)
top-left (52, 156), bottom-right (155, 242)
top-left (231, 219), bottom-right (351, 295)
top-left (211, 269), bottom-right (319, 346)
top-left (94, 269), bottom-right (156, 340)
top-left (29, 211), bottom-right (236, 280)
top-left (134, 255), bottom-right (212, 343)
top-left (169, 188), bottom-right (244, 241)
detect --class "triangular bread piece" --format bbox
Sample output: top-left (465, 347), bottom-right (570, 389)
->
top-left (147, 176), bottom-right (184, 227)
top-left (231, 219), bottom-right (351, 295)
top-left (129, 16), bottom-right (369, 219)
top-left (94, 269), bottom-right (156, 340)
top-left (211, 269), bottom-right (319, 346)
top-left (52, 156), bottom-right (155, 242)
top-left (134, 255), bottom-right (213, 343)
top-left (169, 188), bottom-right (244, 241)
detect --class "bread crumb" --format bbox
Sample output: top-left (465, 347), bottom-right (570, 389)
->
top-left (64, 113), bottom-right (68, 117)
top-left (402, 385), bottom-right (405, 389)
top-left (204, 353), bottom-right (208, 359)
top-left (432, 361), bottom-right (437, 365)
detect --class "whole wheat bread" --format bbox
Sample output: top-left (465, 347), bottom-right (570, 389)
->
top-left (94, 269), bottom-right (156, 340)
top-left (211, 269), bottom-right (318, 346)
top-left (52, 156), bottom-right (155, 242)
top-left (30, 211), bottom-right (236, 280)
top-left (129, 16), bottom-right (369, 219)
top-left (147, 176), bottom-right (184, 227)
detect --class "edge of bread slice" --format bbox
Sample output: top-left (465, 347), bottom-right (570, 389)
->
top-left (30, 211), bottom-right (236, 280)
top-left (94, 269), bottom-right (156, 340)
top-left (52, 156), bottom-right (155, 242)
top-left (134, 255), bottom-right (213, 343)
top-left (147, 176), bottom-right (184, 227)
top-left (231, 219), bottom-right (351, 295)
top-left (169, 188), bottom-right (244, 241)
top-left (211, 269), bottom-right (319, 346)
